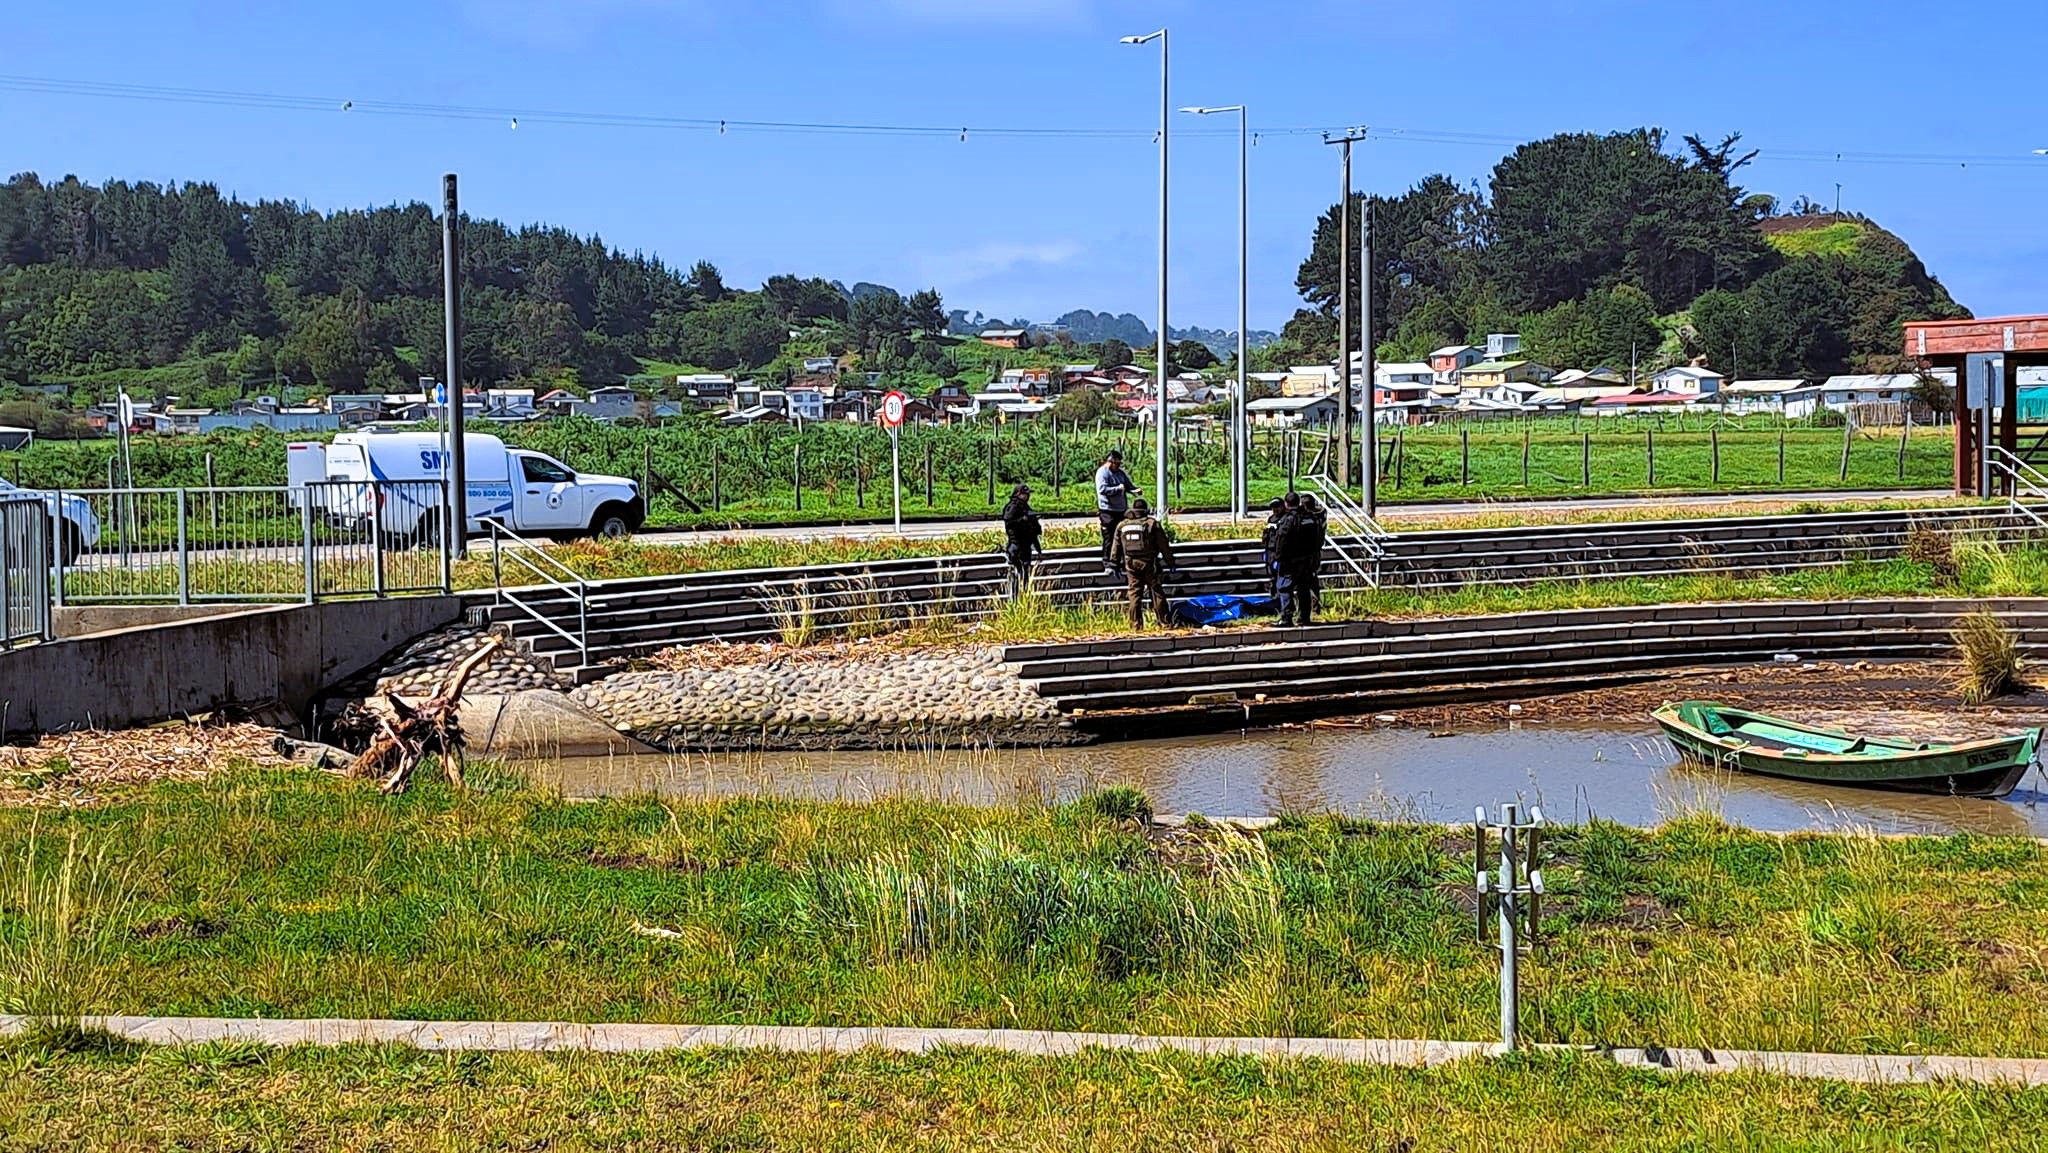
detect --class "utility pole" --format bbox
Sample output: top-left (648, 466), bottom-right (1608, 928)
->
top-left (1361, 182), bottom-right (1376, 515)
top-left (442, 173), bottom-right (467, 567)
top-left (1182, 104), bottom-right (1249, 519)
top-left (1325, 130), bottom-right (1367, 489)
top-left (1122, 28), bottom-right (1171, 520)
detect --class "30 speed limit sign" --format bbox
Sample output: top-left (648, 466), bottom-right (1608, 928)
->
top-left (880, 390), bottom-right (908, 427)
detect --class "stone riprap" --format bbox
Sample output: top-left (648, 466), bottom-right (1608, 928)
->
top-left (371, 623), bottom-right (568, 697)
top-left (569, 646), bottom-right (1076, 751)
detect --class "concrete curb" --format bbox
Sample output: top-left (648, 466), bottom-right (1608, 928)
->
top-left (8, 1015), bottom-right (2048, 1085)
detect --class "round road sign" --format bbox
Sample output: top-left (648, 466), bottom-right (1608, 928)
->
top-left (880, 390), bottom-right (907, 427)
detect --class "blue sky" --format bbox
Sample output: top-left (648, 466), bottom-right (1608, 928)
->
top-left (7, 0), bottom-right (2047, 331)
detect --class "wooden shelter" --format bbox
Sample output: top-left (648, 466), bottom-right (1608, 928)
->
top-left (1903, 315), bottom-right (2048, 495)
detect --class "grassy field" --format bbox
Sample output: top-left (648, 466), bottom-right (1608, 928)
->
top-left (5, 1040), bottom-right (2044, 1151)
top-left (1, 417), bottom-right (1956, 532)
top-left (7, 768), bottom-right (2048, 1060)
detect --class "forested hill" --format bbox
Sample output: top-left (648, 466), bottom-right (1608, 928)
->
top-left (1, 130), bottom-right (1969, 404)
top-left (1285, 128), bottom-right (1969, 380)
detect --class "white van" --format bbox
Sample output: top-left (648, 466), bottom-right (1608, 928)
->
top-left (289, 430), bottom-right (643, 540)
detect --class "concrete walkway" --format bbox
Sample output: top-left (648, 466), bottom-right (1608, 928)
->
top-left (8, 1015), bottom-right (2047, 1086)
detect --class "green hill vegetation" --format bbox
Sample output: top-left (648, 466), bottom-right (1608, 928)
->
top-left (1275, 131), bottom-right (1968, 380)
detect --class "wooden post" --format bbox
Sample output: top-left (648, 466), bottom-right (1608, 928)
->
top-left (1521, 425), bottom-right (1530, 487)
top-left (1052, 418), bottom-right (1062, 500)
top-left (1395, 426), bottom-right (1405, 491)
top-left (1711, 426), bottom-right (1720, 485)
top-left (924, 442), bottom-right (934, 506)
top-left (1287, 429), bottom-right (1298, 492)
top-left (987, 428), bottom-right (997, 506)
top-left (711, 444), bottom-right (721, 512)
top-left (1777, 428), bottom-right (1785, 484)
top-left (1839, 419), bottom-right (1852, 483)
top-left (1646, 428), bottom-right (1655, 486)
top-left (1897, 411), bottom-right (1912, 481)
top-left (643, 443), bottom-right (652, 502)
top-left (857, 455), bottom-right (866, 509)
top-left (793, 441), bottom-right (803, 512)
top-left (1461, 427), bottom-right (1470, 486)
top-left (1581, 433), bottom-right (1590, 488)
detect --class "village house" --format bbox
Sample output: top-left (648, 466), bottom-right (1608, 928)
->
top-left (1429, 344), bottom-right (1485, 384)
top-left (1281, 365), bottom-right (1337, 397)
top-left (1457, 360), bottom-right (1554, 393)
top-left (978, 328), bottom-right (1029, 349)
top-left (1246, 394), bottom-right (1338, 428)
top-left (1651, 365), bottom-right (1726, 396)
top-left (784, 386), bottom-right (827, 421)
top-left (569, 386), bottom-right (640, 423)
top-left (1721, 380), bottom-right (1820, 417)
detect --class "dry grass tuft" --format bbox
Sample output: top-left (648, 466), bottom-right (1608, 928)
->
top-left (1953, 610), bottom-right (2026, 704)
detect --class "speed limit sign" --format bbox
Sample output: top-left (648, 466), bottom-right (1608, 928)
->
top-left (880, 390), bottom-right (907, 427)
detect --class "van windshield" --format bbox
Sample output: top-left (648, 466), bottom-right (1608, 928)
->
top-left (521, 456), bottom-right (573, 484)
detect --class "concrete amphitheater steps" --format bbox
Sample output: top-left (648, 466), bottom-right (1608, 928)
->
top-left (1001, 599), bottom-right (2048, 714)
top-left (481, 507), bottom-right (2038, 677)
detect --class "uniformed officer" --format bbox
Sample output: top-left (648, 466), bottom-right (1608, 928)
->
top-left (1109, 497), bottom-right (1176, 629)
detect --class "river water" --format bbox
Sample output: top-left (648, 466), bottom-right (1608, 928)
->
top-left (526, 720), bottom-right (2048, 836)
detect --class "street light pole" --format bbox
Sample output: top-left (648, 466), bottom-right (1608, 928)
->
top-left (1325, 130), bottom-right (1367, 491)
top-left (1182, 104), bottom-right (1248, 520)
top-left (1123, 28), bottom-right (1170, 520)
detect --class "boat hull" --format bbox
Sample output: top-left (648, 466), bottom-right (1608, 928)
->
top-left (1652, 702), bottom-right (2039, 799)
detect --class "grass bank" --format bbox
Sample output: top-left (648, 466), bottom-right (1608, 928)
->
top-left (5, 1041), bottom-right (2044, 1151)
top-left (6, 768), bottom-right (2048, 1058)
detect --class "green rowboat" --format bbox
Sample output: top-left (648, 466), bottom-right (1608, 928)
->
top-left (1651, 700), bottom-right (2040, 798)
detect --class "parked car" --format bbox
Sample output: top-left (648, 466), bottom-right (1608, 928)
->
top-left (288, 430), bottom-right (643, 542)
top-left (0, 478), bottom-right (102, 565)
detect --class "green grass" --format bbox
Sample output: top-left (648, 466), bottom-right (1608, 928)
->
top-left (6, 1042), bottom-right (2046, 1150)
top-left (1767, 220), bottom-right (1868, 259)
top-left (9, 768), bottom-right (2048, 1058)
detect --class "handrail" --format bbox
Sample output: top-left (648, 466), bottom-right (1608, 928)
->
top-left (485, 517), bottom-right (590, 667)
top-left (1300, 473), bottom-right (1389, 588)
top-left (1985, 446), bottom-right (2048, 531)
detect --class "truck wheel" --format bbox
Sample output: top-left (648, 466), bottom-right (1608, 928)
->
top-left (589, 506), bottom-right (633, 541)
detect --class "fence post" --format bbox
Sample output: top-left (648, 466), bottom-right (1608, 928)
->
top-left (1646, 428), bottom-right (1655, 486)
top-left (1897, 412), bottom-right (1911, 481)
top-left (1711, 427), bottom-right (1720, 486)
top-left (711, 444), bottom-right (721, 513)
top-left (370, 483), bottom-right (386, 598)
top-left (1581, 432), bottom-right (1591, 487)
top-left (1839, 420), bottom-right (1852, 482)
top-left (924, 442), bottom-right (934, 506)
top-left (175, 488), bottom-right (190, 605)
top-left (987, 427), bottom-right (996, 506)
top-left (1461, 427), bottom-right (1470, 486)
top-left (1052, 417), bottom-right (1062, 500)
top-left (793, 441), bottom-right (803, 513)
top-left (1521, 426), bottom-right (1531, 487)
top-left (301, 498), bottom-right (317, 605)
top-left (1778, 428), bottom-right (1786, 484)
top-left (1394, 426), bottom-right (1405, 491)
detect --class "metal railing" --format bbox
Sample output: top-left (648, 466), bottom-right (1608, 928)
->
top-left (51, 482), bottom-right (451, 605)
top-left (487, 517), bottom-right (590, 667)
top-left (1987, 446), bottom-right (2048, 531)
top-left (1300, 472), bottom-right (1390, 588)
top-left (0, 496), bottom-right (53, 649)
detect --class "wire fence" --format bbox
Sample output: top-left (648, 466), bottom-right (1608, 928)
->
top-left (52, 482), bottom-right (450, 604)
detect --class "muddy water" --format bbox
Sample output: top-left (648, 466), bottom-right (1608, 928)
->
top-left (525, 720), bottom-right (2048, 836)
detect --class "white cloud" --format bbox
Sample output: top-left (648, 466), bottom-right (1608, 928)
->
top-left (913, 238), bottom-right (1082, 285)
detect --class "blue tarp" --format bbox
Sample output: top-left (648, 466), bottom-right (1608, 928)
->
top-left (1169, 593), bottom-right (1282, 626)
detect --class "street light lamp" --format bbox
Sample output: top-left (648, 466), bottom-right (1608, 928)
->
top-left (1181, 104), bottom-right (1248, 520)
top-left (1122, 28), bottom-right (1170, 520)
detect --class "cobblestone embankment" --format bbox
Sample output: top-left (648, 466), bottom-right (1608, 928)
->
top-left (568, 646), bottom-right (1077, 751)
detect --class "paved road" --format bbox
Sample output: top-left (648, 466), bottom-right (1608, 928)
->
top-left (607, 488), bottom-right (1956, 548)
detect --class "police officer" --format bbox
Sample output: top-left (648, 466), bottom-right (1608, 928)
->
top-left (1259, 497), bottom-right (1287, 599)
top-left (1275, 494), bottom-right (1323, 627)
top-left (1297, 493), bottom-right (1329, 618)
top-left (1110, 497), bottom-right (1176, 629)
top-left (1000, 483), bottom-right (1042, 595)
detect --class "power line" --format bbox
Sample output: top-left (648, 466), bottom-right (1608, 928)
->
top-left (2, 72), bottom-right (2045, 168)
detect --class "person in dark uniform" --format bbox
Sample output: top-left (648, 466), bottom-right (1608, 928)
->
top-left (1000, 483), bottom-right (1042, 595)
top-left (1259, 497), bottom-right (1288, 600)
top-left (1297, 493), bottom-right (1329, 617)
top-left (1093, 449), bottom-right (1137, 573)
top-left (1275, 496), bottom-right (1323, 627)
top-left (1110, 498), bottom-right (1176, 629)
